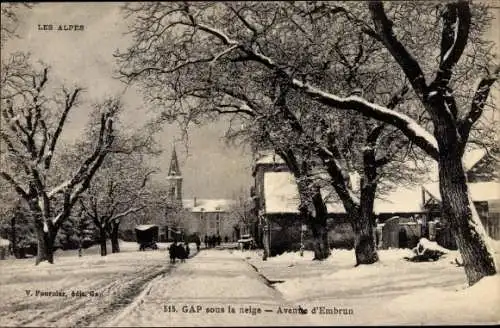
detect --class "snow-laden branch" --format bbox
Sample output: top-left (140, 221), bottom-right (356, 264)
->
top-left (110, 206), bottom-right (145, 223)
top-left (51, 212), bottom-right (63, 225)
top-left (291, 81), bottom-right (439, 159)
top-left (47, 180), bottom-right (71, 198)
top-left (210, 44), bottom-right (240, 66)
top-left (437, 1), bottom-right (471, 84)
top-left (214, 104), bottom-right (255, 117)
top-left (181, 9), bottom-right (439, 159)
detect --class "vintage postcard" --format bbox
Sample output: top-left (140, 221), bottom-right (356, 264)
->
top-left (1, 1), bottom-right (499, 327)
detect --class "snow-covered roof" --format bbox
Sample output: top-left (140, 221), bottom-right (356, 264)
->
top-left (414, 148), bottom-right (491, 185)
top-left (184, 199), bottom-right (236, 213)
top-left (423, 182), bottom-right (500, 202)
top-left (135, 224), bottom-right (158, 231)
top-left (0, 238), bottom-right (10, 246)
top-left (255, 153), bottom-right (286, 165)
top-left (263, 171), bottom-right (421, 215)
top-left (463, 148), bottom-right (488, 172)
top-left (374, 187), bottom-right (424, 214)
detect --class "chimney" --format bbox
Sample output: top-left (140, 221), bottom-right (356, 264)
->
top-left (193, 197), bottom-right (197, 207)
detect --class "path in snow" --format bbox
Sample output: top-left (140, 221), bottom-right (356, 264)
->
top-left (105, 249), bottom-right (321, 326)
top-left (0, 242), bottom-right (197, 327)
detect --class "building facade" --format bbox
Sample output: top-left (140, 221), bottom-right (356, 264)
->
top-left (252, 148), bottom-right (500, 255)
top-left (164, 147), bottom-right (238, 241)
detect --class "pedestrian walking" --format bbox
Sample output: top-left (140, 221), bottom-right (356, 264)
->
top-left (169, 241), bottom-right (177, 264)
top-left (175, 243), bottom-right (187, 263)
top-left (195, 235), bottom-right (201, 252)
top-left (185, 242), bottom-right (190, 258)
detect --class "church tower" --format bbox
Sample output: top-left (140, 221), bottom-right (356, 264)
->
top-left (167, 146), bottom-right (183, 204)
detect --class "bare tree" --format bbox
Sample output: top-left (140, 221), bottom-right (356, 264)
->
top-left (78, 153), bottom-right (156, 256)
top-left (0, 53), bottom-right (118, 264)
top-left (0, 3), bottom-right (33, 48)
top-left (227, 191), bottom-right (254, 240)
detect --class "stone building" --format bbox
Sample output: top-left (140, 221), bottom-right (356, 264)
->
top-left (163, 146), bottom-right (237, 241)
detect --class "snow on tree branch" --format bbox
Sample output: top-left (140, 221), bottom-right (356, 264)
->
top-left (177, 5), bottom-right (440, 160)
top-left (438, 1), bottom-right (471, 83)
top-left (110, 206), bottom-right (145, 223)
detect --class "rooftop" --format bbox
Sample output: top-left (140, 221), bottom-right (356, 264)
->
top-left (263, 171), bottom-right (424, 215)
top-left (183, 198), bottom-right (236, 213)
top-left (423, 181), bottom-right (500, 203)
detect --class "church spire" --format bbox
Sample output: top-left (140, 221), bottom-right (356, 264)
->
top-left (168, 145), bottom-right (181, 176)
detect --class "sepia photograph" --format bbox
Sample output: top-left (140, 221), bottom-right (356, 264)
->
top-left (0, 1), bottom-right (499, 326)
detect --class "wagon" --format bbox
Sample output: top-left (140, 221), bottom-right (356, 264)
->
top-left (237, 234), bottom-right (255, 250)
top-left (135, 224), bottom-right (159, 251)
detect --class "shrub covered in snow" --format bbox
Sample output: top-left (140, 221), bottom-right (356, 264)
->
top-left (405, 238), bottom-right (449, 262)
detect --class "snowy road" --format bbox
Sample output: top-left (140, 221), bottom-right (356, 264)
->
top-left (2, 245), bottom-right (497, 326)
top-left (0, 242), bottom-right (196, 327)
top-left (106, 250), bottom-right (320, 326)
top-left (106, 248), bottom-right (499, 326)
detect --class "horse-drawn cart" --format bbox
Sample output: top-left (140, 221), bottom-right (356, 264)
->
top-left (135, 224), bottom-right (159, 251)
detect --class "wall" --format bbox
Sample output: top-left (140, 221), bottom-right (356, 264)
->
top-left (184, 211), bottom-right (239, 241)
top-left (265, 214), bottom-right (356, 255)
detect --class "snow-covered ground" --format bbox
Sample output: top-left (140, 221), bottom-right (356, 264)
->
top-left (238, 240), bottom-right (500, 325)
top-left (0, 241), bottom-right (197, 327)
top-left (1, 241), bottom-right (499, 326)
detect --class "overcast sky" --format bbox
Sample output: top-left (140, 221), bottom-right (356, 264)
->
top-left (2, 3), bottom-right (498, 200)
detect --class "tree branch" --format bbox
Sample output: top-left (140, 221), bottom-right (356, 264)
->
top-left (436, 1), bottom-right (471, 85)
top-left (110, 206), bottom-right (145, 223)
top-left (368, 1), bottom-right (428, 98)
top-left (45, 88), bottom-right (81, 169)
top-left (459, 66), bottom-right (500, 141)
top-left (0, 171), bottom-right (29, 201)
top-left (181, 12), bottom-right (439, 159)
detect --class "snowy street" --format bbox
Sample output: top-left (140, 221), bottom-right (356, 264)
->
top-left (0, 242), bottom-right (195, 327)
top-left (1, 242), bottom-right (499, 326)
top-left (106, 245), bottom-right (500, 326)
top-left (106, 249), bottom-right (315, 326)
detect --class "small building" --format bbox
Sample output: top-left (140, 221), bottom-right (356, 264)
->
top-left (380, 217), bottom-right (422, 249)
top-left (0, 238), bottom-right (10, 260)
top-left (421, 147), bottom-right (500, 247)
top-left (182, 198), bottom-right (237, 240)
top-left (252, 151), bottom-right (428, 255)
top-left (422, 181), bottom-right (500, 242)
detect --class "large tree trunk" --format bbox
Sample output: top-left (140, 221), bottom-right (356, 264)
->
top-left (34, 219), bottom-right (57, 265)
top-left (438, 144), bottom-right (496, 285)
top-left (352, 205), bottom-right (378, 266)
top-left (99, 227), bottom-right (107, 256)
top-left (353, 149), bottom-right (380, 266)
top-left (310, 191), bottom-right (330, 260)
top-left (10, 215), bottom-right (17, 258)
top-left (110, 221), bottom-right (120, 253)
top-left (262, 220), bottom-right (269, 261)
